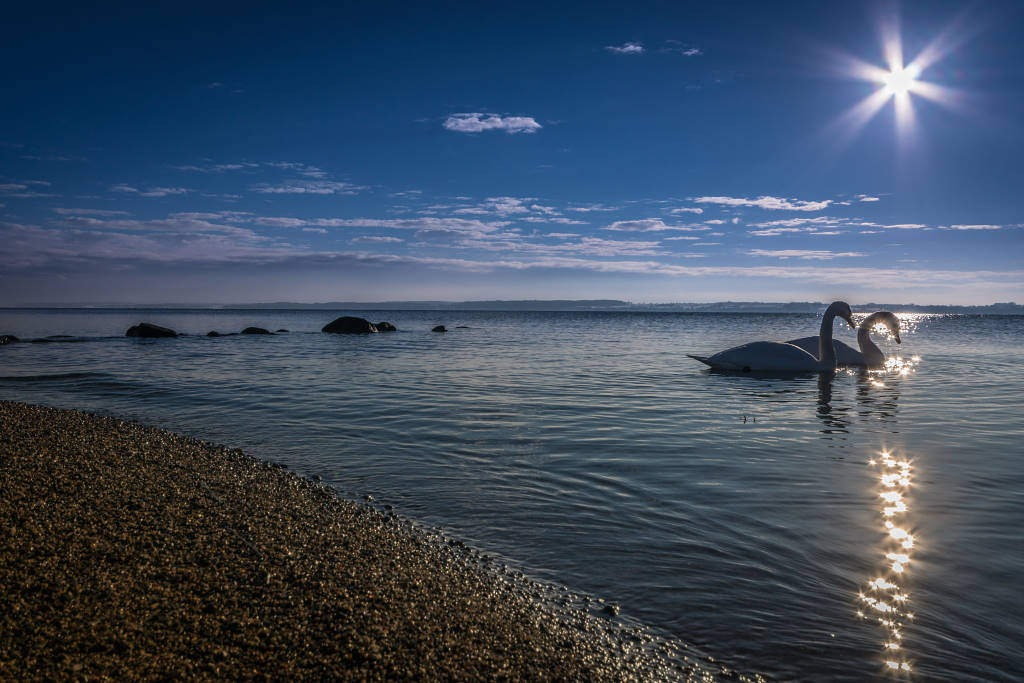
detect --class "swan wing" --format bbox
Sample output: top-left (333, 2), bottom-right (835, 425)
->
top-left (786, 336), bottom-right (866, 365)
top-left (786, 336), bottom-right (819, 356)
top-left (696, 341), bottom-right (822, 372)
top-left (832, 340), bottom-right (866, 365)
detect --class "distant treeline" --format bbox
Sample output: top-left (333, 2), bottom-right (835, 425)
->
top-left (225, 300), bottom-right (1024, 314)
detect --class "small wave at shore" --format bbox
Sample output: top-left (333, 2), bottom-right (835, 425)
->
top-left (0, 371), bottom-right (109, 382)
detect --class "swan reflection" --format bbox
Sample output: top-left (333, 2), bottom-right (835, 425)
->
top-left (858, 451), bottom-right (916, 674)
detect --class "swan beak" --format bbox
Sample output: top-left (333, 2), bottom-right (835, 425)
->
top-left (844, 314), bottom-right (856, 329)
top-left (895, 334), bottom-right (902, 344)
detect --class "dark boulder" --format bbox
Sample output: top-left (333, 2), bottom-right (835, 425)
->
top-left (126, 323), bottom-right (177, 338)
top-left (207, 331), bottom-right (238, 337)
top-left (241, 327), bottom-right (272, 335)
top-left (375, 321), bottom-right (397, 332)
top-left (0, 335), bottom-right (19, 345)
top-left (322, 316), bottom-right (378, 334)
top-left (276, 329), bottom-right (289, 333)
top-left (432, 325), bottom-right (447, 333)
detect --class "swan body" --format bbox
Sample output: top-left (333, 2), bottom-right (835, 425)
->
top-left (688, 301), bottom-right (856, 372)
top-left (786, 311), bottom-right (900, 368)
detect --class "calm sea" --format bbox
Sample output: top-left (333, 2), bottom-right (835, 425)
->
top-left (1, 308), bottom-right (1022, 680)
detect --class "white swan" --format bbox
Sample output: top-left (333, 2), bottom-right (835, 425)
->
top-left (786, 311), bottom-right (900, 369)
top-left (688, 301), bottom-right (855, 372)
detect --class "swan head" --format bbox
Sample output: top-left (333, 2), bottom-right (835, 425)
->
top-left (858, 311), bottom-right (901, 343)
top-left (828, 301), bottom-right (856, 329)
top-left (877, 311), bottom-right (901, 344)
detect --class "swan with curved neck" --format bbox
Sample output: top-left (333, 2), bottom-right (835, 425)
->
top-left (787, 311), bottom-right (901, 368)
top-left (688, 301), bottom-right (856, 372)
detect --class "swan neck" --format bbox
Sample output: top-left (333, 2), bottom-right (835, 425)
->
top-left (818, 309), bottom-right (837, 366)
top-left (857, 313), bottom-right (885, 365)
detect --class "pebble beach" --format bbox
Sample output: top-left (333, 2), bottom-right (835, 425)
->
top-left (0, 401), bottom-right (725, 681)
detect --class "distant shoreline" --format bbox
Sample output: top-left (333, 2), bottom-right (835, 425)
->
top-left (1, 300), bottom-right (1021, 314)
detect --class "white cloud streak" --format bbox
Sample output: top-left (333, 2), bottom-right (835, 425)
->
top-left (605, 219), bottom-right (710, 232)
top-left (251, 180), bottom-right (363, 195)
top-left (746, 249), bottom-right (864, 260)
top-left (111, 184), bottom-right (191, 198)
top-left (605, 42), bottom-right (645, 54)
top-left (443, 113), bottom-right (541, 134)
top-left (694, 195), bottom-right (832, 211)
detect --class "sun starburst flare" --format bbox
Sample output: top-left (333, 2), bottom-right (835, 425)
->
top-left (826, 11), bottom-right (973, 148)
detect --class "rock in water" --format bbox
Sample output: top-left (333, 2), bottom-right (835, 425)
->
top-left (0, 335), bottom-right (19, 345)
top-left (432, 325), bottom-right (447, 333)
top-left (276, 329), bottom-right (289, 333)
top-left (322, 316), bottom-right (378, 334)
top-left (241, 327), bottom-right (272, 335)
top-left (376, 322), bottom-right (397, 332)
top-left (125, 323), bottom-right (176, 338)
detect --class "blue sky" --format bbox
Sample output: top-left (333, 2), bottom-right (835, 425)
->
top-left (2, 1), bottom-right (1022, 305)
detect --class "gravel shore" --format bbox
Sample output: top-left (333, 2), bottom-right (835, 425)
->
top-left (0, 401), bottom-right (730, 681)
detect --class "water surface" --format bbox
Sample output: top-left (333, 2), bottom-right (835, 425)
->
top-left (1, 308), bottom-right (1022, 680)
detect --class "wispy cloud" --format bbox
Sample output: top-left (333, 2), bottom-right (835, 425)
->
top-left (52, 208), bottom-right (129, 217)
top-left (746, 249), bottom-right (864, 259)
top-left (605, 218), bottom-right (709, 232)
top-left (174, 161), bottom-right (326, 178)
top-left (605, 42), bottom-right (645, 55)
top-left (669, 207), bottom-right (704, 215)
top-left (111, 184), bottom-right (191, 198)
top-left (660, 41), bottom-right (702, 56)
top-left (695, 195), bottom-right (832, 211)
top-left (856, 194), bottom-right (880, 202)
top-left (174, 162), bottom-right (260, 173)
top-left (251, 180), bottom-right (363, 195)
top-left (566, 203), bottom-right (619, 213)
top-left (253, 216), bottom-right (510, 235)
top-left (254, 217), bottom-right (310, 228)
top-left (748, 216), bottom-right (843, 228)
top-left (0, 180), bottom-right (57, 198)
top-left (262, 162), bottom-right (328, 178)
top-left (351, 235), bottom-right (403, 243)
top-left (748, 227), bottom-right (807, 237)
top-left (454, 196), bottom-right (533, 216)
top-left (168, 211), bottom-right (252, 222)
top-left (944, 224), bottom-right (1002, 230)
top-left (56, 215), bottom-right (262, 238)
top-left (443, 113), bottom-right (541, 134)
top-left (522, 216), bottom-right (588, 224)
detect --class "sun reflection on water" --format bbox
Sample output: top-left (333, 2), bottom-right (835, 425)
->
top-left (859, 451), bottom-right (916, 675)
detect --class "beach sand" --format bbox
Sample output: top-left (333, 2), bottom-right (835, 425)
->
top-left (0, 401), bottom-right (721, 681)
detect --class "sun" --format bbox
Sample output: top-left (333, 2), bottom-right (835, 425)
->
top-left (825, 13), bottom-right (970, 147)
top-left (882, 65), bottom-right (920, 97)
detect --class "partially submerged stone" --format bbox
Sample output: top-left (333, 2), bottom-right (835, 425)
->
top-left (241, 327), bottom-right (272, 335)
top-left (125, 323), bottom-right (176, 338)
top-left (376, 321), bottom-right (398, 332)
top-left (322, 316), bottom-right (378, 334)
